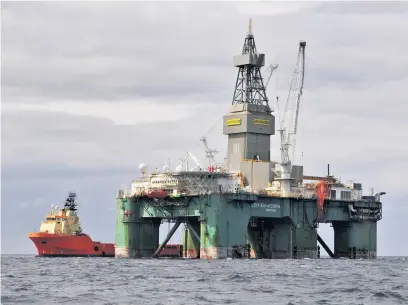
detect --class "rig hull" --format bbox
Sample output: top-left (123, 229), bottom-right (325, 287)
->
top-left (29, 232), bottom-right (115, 257)
top-left (115, 193), bottom-right (381, 260)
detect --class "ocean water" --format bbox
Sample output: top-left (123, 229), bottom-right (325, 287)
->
top-left (1, 255), bottom-right (408, 305)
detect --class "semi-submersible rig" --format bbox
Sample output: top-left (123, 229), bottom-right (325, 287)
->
top-left (115, 20), bottom-right (385, 260)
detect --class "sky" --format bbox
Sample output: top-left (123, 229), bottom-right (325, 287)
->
top-left (1, 1), bottom-right (407, 256)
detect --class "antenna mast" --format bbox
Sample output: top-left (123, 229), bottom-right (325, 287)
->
top-left (64, 192), bottom-right (78, 211)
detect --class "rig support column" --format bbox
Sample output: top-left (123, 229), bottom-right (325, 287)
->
top-left (247, 224), bottom-right (261, 258)
top-left (115, 195), bottom-right (141, 258)
top-left (333, 221), bottom-right (349, 258)
top-left (200, 195), bottom-right (250, 259)
top-left (115, 195), bottom-right (160, 258)
top-left (183, 219), bottom-right (201, 258)
top-left (347, 221), bottom-right (377, 259)
top-left (333, 220), bottom-right (377, 259)
top-left (293, 227), bottom-right (318, 259)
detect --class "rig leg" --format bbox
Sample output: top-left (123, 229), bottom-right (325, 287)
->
top-left (333, 221), bottom-right (349, 258)
top-left (333, 221), bottom-right (377, 259)
top-left (247, 226), bottom-right (261, 258)
top-left (199, 195), bottom-right (250, 259)
top-left (115, 197), bottom-right (162, 258)
top-left (347, 221), bottom-right (377, 259)
top-left (183, 219), bottom-right (201, 258)
top-left (268, 218), bottom-right (294, 259)
top-left (140, 220), bottom-right (161, 257)
top-left (292, 227), bottom-right (318, 259)
top-left (186, 222), bottom-right (201, 243)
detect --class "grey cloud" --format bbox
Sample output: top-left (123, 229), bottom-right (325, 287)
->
top-left (311, 2), bottom-right (408, 15)
top-left (2, 1), bottom-right (244, 101)
top-left (3, 2), bottom-right (408, 104)
top-left (1, 108), bottom-right (220, 172)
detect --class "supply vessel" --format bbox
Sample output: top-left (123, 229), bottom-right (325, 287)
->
top-left (28, 192), bottom-right (183, 258)
top-left (28, 192), bottom-right (115, 257)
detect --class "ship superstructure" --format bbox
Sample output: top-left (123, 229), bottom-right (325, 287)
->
top-left (115, 19), bottom-right (384, 260)
top-left (38, 192), bottom-right (83, 235)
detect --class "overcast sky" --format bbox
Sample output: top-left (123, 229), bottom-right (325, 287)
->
top-left (2, 1), bottom-right (407, 256)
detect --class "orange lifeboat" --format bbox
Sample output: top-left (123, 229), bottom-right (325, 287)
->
top-left (147, 189), bottom-right (167, 198)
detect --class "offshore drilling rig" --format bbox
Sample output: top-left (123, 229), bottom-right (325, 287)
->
top-left (115, 20), bottom-right (385, 259)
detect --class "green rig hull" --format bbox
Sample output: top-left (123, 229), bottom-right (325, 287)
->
top-left (115, 193), bottom-right (381, 259)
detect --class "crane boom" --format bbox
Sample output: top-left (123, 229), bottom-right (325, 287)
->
top-left (200, 136), bottom-right (219, 166)
top-left (261, 64), bottom-right (279, 88)
top-left (278, 41), bottom-right (306, 197)
top-left (184, 151), bottom-right (202, 170)
top-left (281, 41), bottom-right (306, 165)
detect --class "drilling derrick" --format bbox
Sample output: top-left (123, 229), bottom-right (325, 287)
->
top-left (232, 19), bottom-right (269, 107)
top-left (223, 19), bottom-right (276, 190)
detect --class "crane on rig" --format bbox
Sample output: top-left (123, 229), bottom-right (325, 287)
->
top-left (261, 63), bottom-right (279, 88)
top-left (200, 136), bottom-right (219, 167)
top-left (182, 151), bottom-right (202, 171)
top-left (277, 41), bottom-right (306, 197)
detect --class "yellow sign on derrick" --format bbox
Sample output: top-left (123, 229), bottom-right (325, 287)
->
top-left (226, 118), bottom-right (241, 126)
top-left (253, 119), bottom-right (269, 126)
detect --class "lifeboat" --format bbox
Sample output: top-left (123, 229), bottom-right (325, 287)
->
top-left (147, 189), bottom-right (167, 198)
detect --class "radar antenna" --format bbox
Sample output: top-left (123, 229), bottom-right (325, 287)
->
top-left (64, 192), bottom-right (78, 211)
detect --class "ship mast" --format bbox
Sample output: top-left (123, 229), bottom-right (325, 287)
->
top-left (64, 192), bottom-right (78, 211)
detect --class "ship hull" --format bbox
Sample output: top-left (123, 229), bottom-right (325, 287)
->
top-left (28, 232), bottom-right (115, 257)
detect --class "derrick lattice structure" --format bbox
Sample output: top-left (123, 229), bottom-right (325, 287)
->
top-left (232, 19), bottom-right (269, 107)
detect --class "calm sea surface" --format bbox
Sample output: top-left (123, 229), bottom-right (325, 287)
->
top-left (1, 255), bottom-right (407, 305)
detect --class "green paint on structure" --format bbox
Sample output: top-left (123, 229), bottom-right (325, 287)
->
top-left (114, 192), bottom-right (381, 259)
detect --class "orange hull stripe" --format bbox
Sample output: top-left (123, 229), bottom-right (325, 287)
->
top-left (29, 234), bottom-right (115, 256)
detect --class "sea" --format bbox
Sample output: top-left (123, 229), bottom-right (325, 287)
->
top-left (1, 255), bottom-right (407, 305)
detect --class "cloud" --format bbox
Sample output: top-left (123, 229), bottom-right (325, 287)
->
top-left (312, 1), bottom-right (408, 15)
top-left (2, 99), bottom-right (199, 125)
top-left (18, 198), bottom-right (47, 208)
top-left (1, 1), bottom-right (239, 102)
top-left (236, 2), bottom-right (320, 16)
top-left (2, 1), bottom-right (408, 255)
